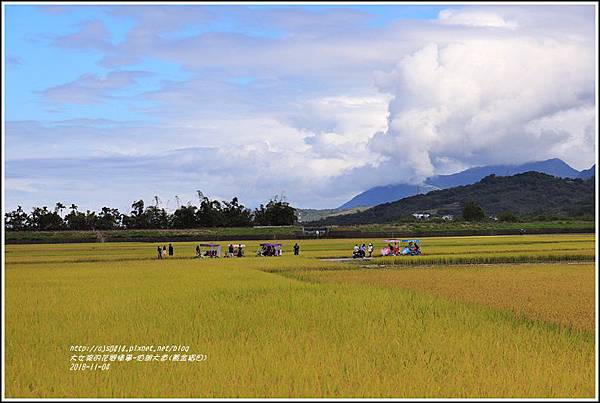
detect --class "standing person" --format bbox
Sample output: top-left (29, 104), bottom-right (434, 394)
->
top-left (195, 245), bottom-right (201, 258)
top-left (293, 243), bottom-right (300, 256)
top-left (237, 244), bottom-right (243, 258)
top-left (367, 242), bottom-right (374, 257)
top-left (168, 243), bottom-right (174, 257)
top-left (360, 243), bottom-right (366, 258)
top-left (157, 246), bottom-right (162, 259)
top-left (162, 245), bottom-right (167, 258)
top-left (228, 243), bottom-right (234, 258)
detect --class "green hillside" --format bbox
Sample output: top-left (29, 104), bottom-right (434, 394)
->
top-left (296, 207), bottom-right (368, 222)
top-left (316, 172), bottom-right (595, 225)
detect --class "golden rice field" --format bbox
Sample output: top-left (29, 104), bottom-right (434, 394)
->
top-left (4, 234), bottom-right (597, 398)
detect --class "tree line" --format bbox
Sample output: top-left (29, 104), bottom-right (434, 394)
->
top-left (4, 196), bottom-right (297, 231)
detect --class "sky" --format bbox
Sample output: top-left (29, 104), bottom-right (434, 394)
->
top-left (4, 3), bottom-right (597, 213)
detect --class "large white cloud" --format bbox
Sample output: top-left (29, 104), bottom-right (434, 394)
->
top-left (366, 17), bottom-right (595, 182)
top-left (5, 5), bottom-right (597, 211)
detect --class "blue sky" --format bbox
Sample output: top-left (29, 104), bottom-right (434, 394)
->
top-left (4, 3), bottom-right (596, 213)
top-left (5, 4), bottom-right (446, 122)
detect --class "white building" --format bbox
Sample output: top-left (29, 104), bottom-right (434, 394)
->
top-left (412, 213), bottom-right (431, 220)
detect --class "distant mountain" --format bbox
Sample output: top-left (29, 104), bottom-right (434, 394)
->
top-left (338, 183), bottom-right (438, 210)
top-left (319, 172), bottom-right (595, 225)
top-left (339, 158), bottom-right (583, 209)
top-left (426, 158), bottom-right (580, 188)
top-left (578, 164), bottom-right (596, 179)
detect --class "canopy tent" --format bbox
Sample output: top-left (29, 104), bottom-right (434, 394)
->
top-left (401, 239), bottom-right (421, 244)
top-left (383, 239), bottom-right (421, 244)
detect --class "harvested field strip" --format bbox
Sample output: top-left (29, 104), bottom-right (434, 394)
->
top-left (369, 253), bottom-right (594, 266)
top-left (291, 263), bottom-right (596, 333)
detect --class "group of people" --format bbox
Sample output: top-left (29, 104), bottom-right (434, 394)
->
top-left (382, 241), bottom-right (420, 256)
top-left (353, 243), bottom-right (374, 258)
top-left (257, 244), bottom-right (282, 256)
top-left (226, 243), bottom-right (244, 258)
top-left (157, 242), bottom-right (302, 259)
top-left (401, 241), bottom-right (421, 255)
top-left (353, 241), bottom-right (422, 258)
top-left (386, 242), bottom-right (402, 256)
top-left (195, 245), bottom-right (219, 258)
top-left (156, 240), bottom-right (423, 260)
top-left (256, 243), bottom-right (301, 256)
top-left (157, 244), bottom-right (174, 259)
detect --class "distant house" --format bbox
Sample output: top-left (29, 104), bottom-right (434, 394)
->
top-left (489, 216), bottom-right (498, 221)
top-left (441, 214), bottom-right (454, 221)
top-left (412, 213), bottom-right (431, 220)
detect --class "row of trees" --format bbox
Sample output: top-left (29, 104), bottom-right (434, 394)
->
top-left (5, 196), bottom-right (297, 231)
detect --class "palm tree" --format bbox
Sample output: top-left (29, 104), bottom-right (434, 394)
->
top-left (131, 200), bottom-right (144, 216)
top-left (70, 203), bottom-right (78, 213)
top-left (55, 202), bottom-right (66, 217)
